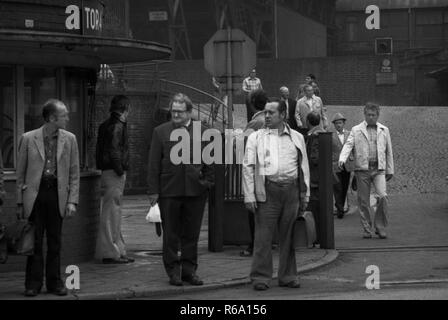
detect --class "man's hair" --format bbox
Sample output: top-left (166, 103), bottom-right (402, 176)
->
top-left (251, 89), bottom-right (269, 111)
top-left (304, 84), bottom-right (313, 91)
top-left (170, 93), bottom-right (193, 112)
top-left (110, 95), bottom-right (130, 113)
top-left (42, 99), bottom-right (64, 122)
top-left (307, 111), bottom-right (321, 127)
top-left (279, 86), bottom-right (289, 92)
top-left (307, 73), bottom-right (316, 80)
top-left (364, 102), bottom-right (380, 115)
top-left (268, 98), bottom-right (287, 118)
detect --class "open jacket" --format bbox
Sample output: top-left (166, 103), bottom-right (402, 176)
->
top-left (332, 129), bottom-right (355, 173)
top-left (242, 124), bottom-right (310, 203)
top-left (339, 121), bottom-right (394, 174)
top-left (295, 95), bottom-right (328, 130)
top-left (16, 127), bottom-right (80, 218)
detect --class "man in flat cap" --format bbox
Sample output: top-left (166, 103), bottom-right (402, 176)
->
top-left (332, 113), bottom-right (354, 219)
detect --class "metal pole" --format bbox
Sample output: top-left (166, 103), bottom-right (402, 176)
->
top-left (226, 27), bottom-right (233, 129)
top-left (274, 0), bottom-right (279, 59)
top-left (318, 132), bottom-right (335, 249)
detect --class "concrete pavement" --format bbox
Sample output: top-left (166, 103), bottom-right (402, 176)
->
top-left (0, 195), bottom-right (338, 300)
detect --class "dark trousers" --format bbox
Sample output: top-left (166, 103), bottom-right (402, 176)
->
top-left (159, 195), bottom-right (207, 279)
top-left (246, 210), bottom-right (255, 251)
top-left (25, 179), bottom-right (63, 291)
top-left (307, 187), bottom-right (320, 245)
top-left (245, 95), bottom-right (255, 122)
top-left (333, 169), bottom-right (351, 213)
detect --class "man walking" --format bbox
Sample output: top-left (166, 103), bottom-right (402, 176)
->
top-left (16, 99), bottom-right (80, 297)
top-left (95, 95), bottom-right (134, 264)
top-left (242, 69), bottom-right (263, 122)
top-left (147, 93), bottom-right (214, 286)
top-left (280, 86), bottom-right (298, 131)
top-left (243, 100), bottom-right (310, 291)
top-left (332, 113), bottom-right (354, 219)
top-left (339, 103), bottom-right (394, 239)
top-left (295, 84), bottom-right (328, 135)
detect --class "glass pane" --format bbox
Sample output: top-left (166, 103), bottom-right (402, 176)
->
top-left (0, 66), bottom-right (14, 169)
top-left (24, 68), bottom-right (57, 132)
top-left (65, 70), bottom-right (84, 166)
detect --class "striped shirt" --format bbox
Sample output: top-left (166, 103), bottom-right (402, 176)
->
top-left (367, 125), bottom-right (378, 163)
top-left (242, 77), bottom-right (262, 93)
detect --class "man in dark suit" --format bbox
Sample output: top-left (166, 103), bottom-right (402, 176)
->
top-left (280, 86), bottom-right (298, 131)
top-left (147, 93), bottom-right (214, 287)
top-left (332, 113), bottom-right (354, 219)
top-left (16, 99), bottom-right (80, 297)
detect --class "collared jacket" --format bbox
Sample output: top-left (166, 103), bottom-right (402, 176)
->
top-left (339, 121), bottom-right (394, 174)
top-left (96, 112), bottom-right (130, 176)
top-left (147, 121), bottom-right (214, 198)
top-left (16, 127), bottom-right (80, 218)
top-left (332, 129), bottom-right (355, 173)
top-left (295, 95), bottom-right (328, 130)
top-left (243, 124), bottom-right (310, 203)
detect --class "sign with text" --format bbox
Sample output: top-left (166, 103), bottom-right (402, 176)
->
top-left (149, 11), bottom-right (168, 21)
top-left (376, 72), bottom-right (397, 85)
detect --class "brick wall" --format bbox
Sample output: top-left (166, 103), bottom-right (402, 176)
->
top-left (161, 56), bottom-right (428, 106)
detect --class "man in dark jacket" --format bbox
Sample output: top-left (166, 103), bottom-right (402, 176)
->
top-left (147, 93), bottom-right (214, 287)
top-left (305, 111), bottom-right (326, 245)
top-left (95, 95), bottom-right (133, 264)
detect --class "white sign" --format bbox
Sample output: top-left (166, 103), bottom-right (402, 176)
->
top-left (65, 4), bottom-right (103, 32)
top-left (149, 11), bottom-right (168, 21)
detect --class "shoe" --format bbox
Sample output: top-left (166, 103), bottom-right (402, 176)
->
top-left (120, 256), bottom-right (135, 263)
top-left (375, 230), bottom-right (387, 239)
top-left (239, 249), bottom-right (253, 257)
top-left (279, 280), bottom-right (301, 288)
top-left (363, 232), bottom-right (373, 239)
top-left (47, 287), bottom-right (68, 296)
top-left (182, 274), bottom-right (204, 286)
top-left (102, 258), bottom-right (129, 264)
top-left (24, 289), bottom-right (39, 297)
top-left (253, 283), bottom-right (269, 291)
top-left (169, 275), bottom-right (183, 286)
top-left (337, 211), bottom-right (344, 219)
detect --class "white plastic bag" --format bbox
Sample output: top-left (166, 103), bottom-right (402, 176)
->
top-left (145, 204), bottom-right (161, 223)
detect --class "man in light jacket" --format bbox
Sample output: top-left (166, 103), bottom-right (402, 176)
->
top-left (339, 103), bottom-right (394, 239)
top-left (243, 100), bottom-right (310, 291)
top-left (16, 99), bottom-right (80, 297)
top-left (295, 84), bottom-right (328, 134)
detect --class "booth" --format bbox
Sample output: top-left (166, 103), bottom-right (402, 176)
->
top-left (0, 0), bottom-right (170, 268)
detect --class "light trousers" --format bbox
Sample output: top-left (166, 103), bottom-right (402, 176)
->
top-left (95, 170), bottom-right (127, 260)
top-left (251, 180), bottom-right (300, 286)
top-left (355, 169), bottom-right (388, 234)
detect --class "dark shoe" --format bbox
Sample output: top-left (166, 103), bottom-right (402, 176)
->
top-left (120, 256), bottom-right (135, 263)
top-left (169, 275), bottom-right (183, 286)
top-left (47, 287), bottom-right (68, 296)
top-left (279, 280), bottom-right (301, 288)
top-left (102, 258), bottom-right (129, 264)
top-left (24, 289), bottom-right (39, 297)
top-left (182, 274), bottom-right (204, 286)
top-left (253, 283), bottom-right (269, 291)
top-left (239, 249), bottom-right (253, 257)
top-left (337, 211), bottom-right (344, 219)
top-left (375, 230), bottom-right (387, 239)
top-left (363, 231), bottom-right (373, 239)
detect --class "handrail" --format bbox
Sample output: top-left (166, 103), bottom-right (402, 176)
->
top-left (159, 79), bottom-right (228, 108)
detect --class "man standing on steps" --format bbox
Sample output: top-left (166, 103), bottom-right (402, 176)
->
top-left (147, 93), bottom-right (214, 287)
top-left (339, 102), bottom-right (394, 239)
top-left (242, 69), bottom-right (263, 123)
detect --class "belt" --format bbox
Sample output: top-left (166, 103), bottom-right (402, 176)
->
top-left (40, 176), bottom-right (58, 188)
top-left (266, 179), bottom-right (298, 187)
